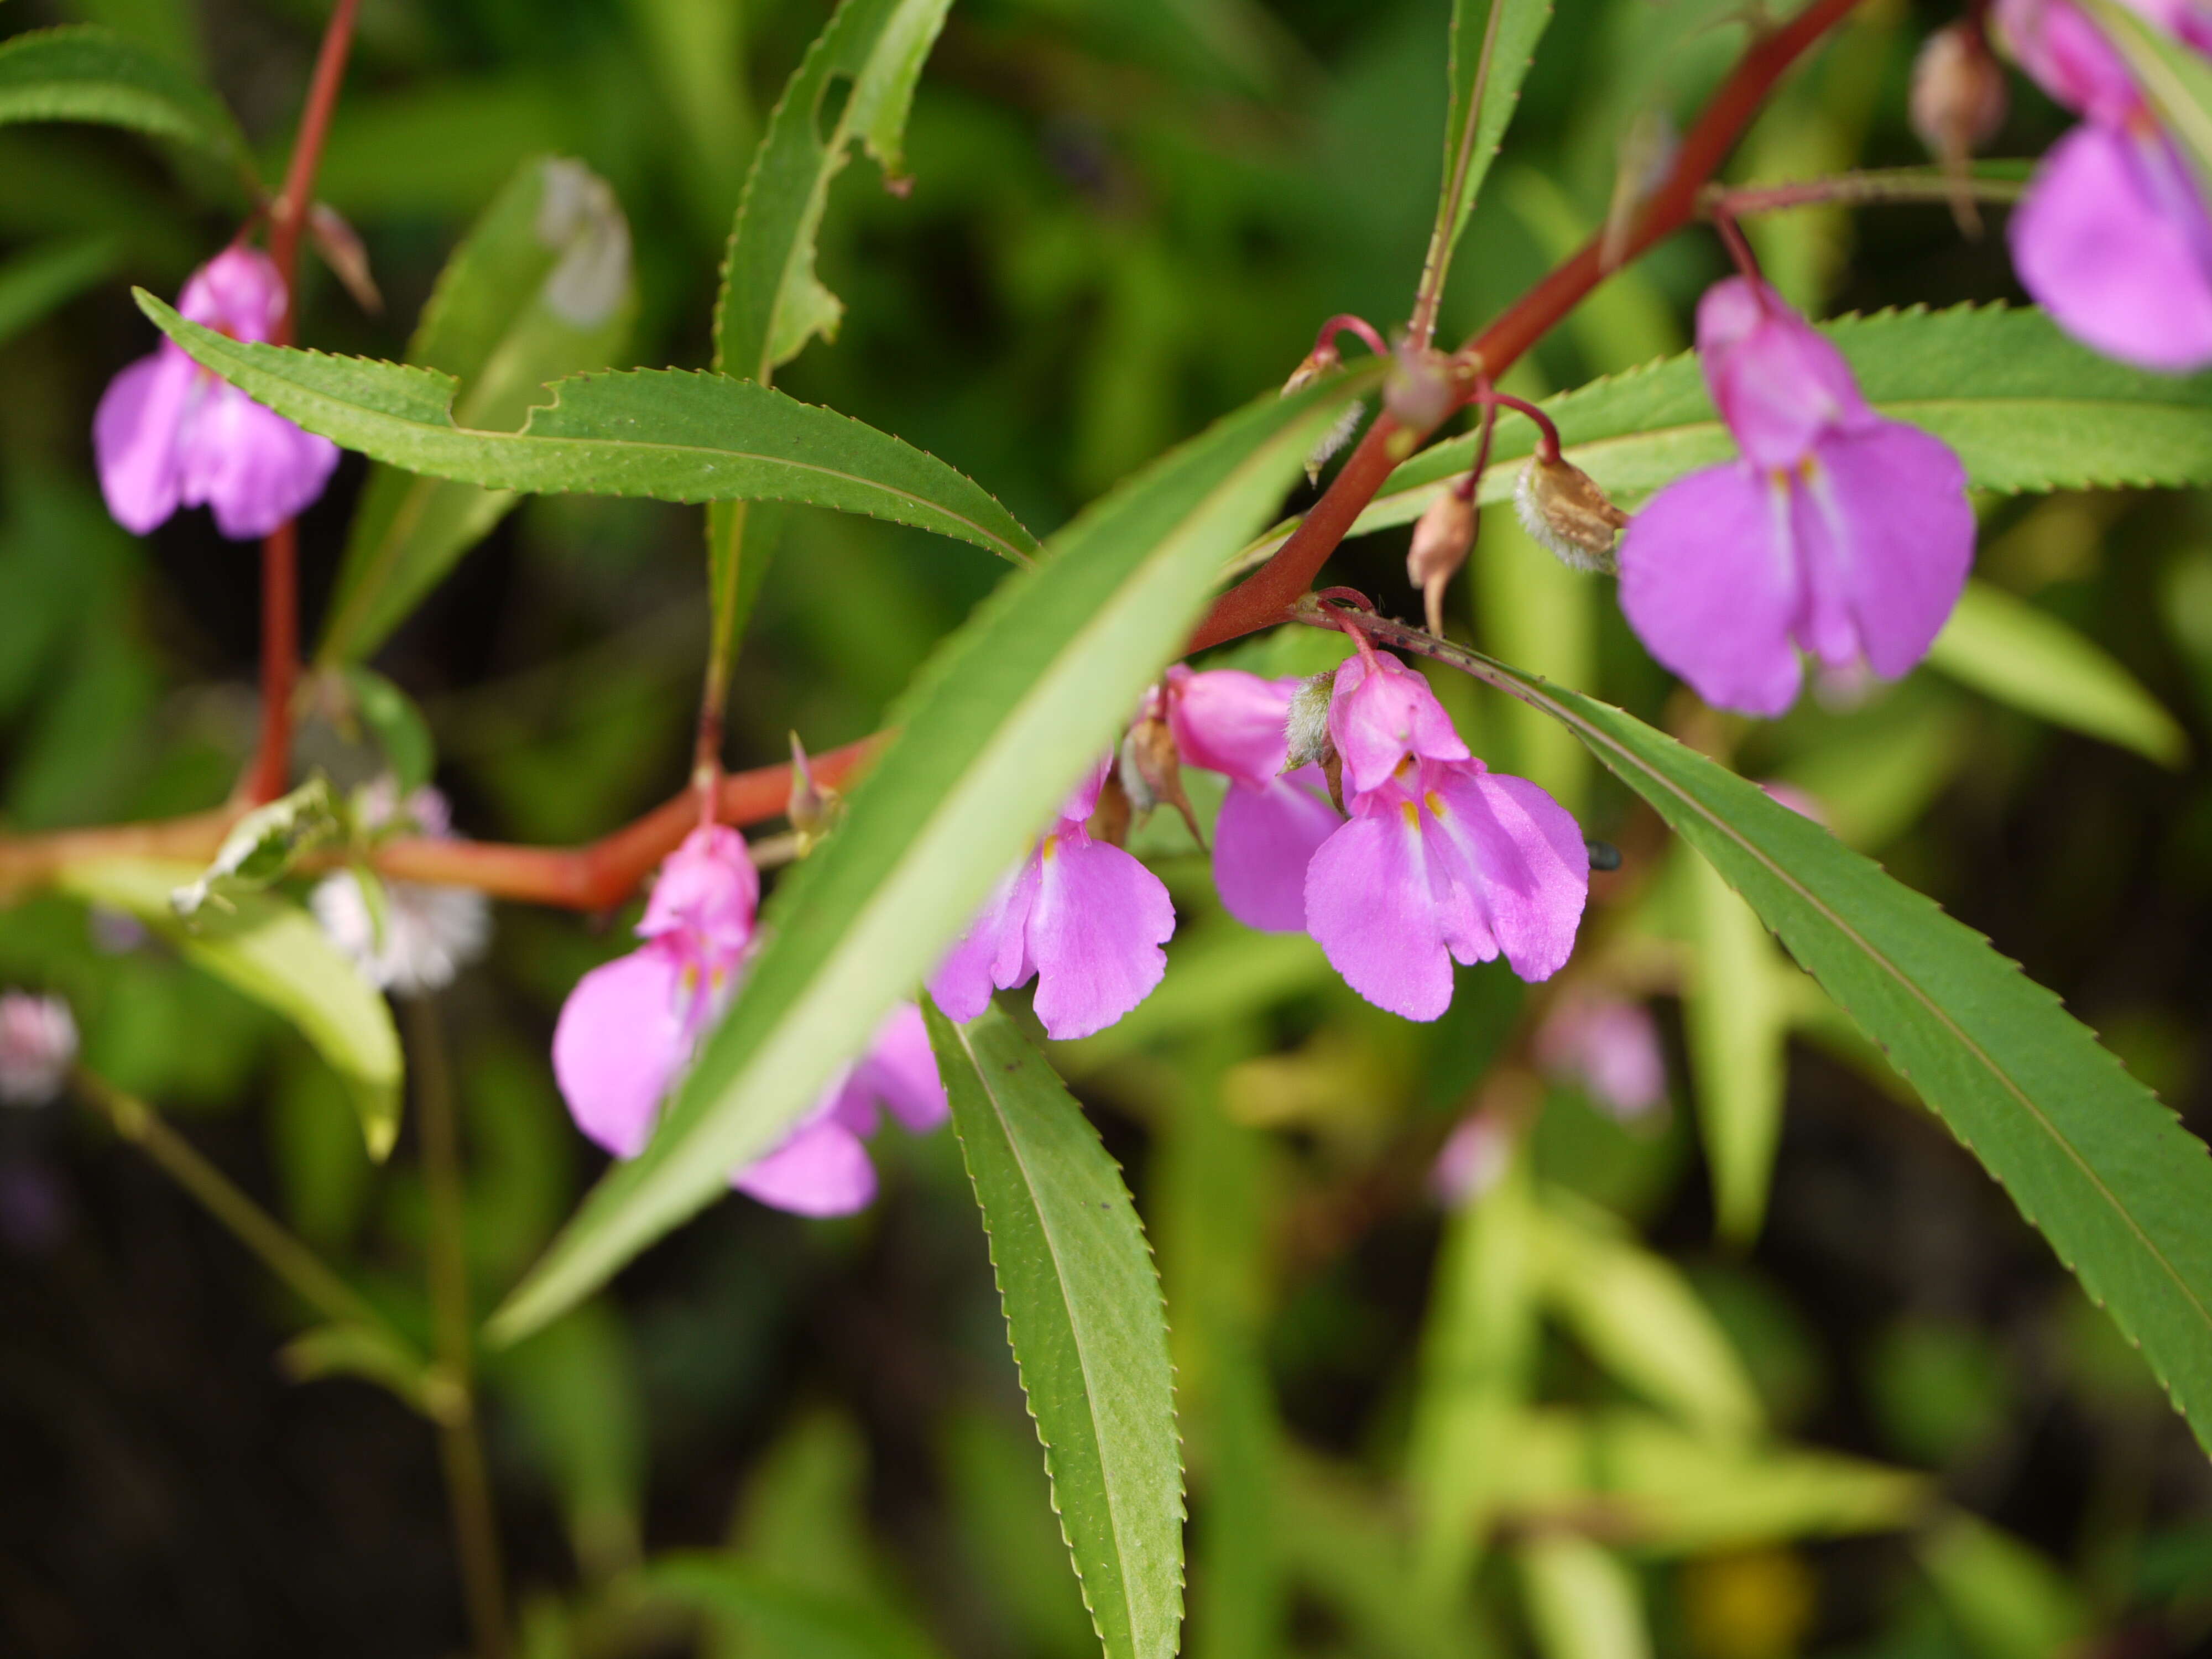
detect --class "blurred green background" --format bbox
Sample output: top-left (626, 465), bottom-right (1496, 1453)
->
top-left (2, 0), bottom-right (2210, 1655)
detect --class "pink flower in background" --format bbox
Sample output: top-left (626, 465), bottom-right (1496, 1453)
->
top-left (1431, 1111), bottom-right (1513, 1206)
top-left (1617, 279), bottom-right (1975, 717)
top-left (1533, 990), bottom-right (1666, 1120)
top-left (553, 825), bottom-right (943, 1215)
top-left (93, 248), bottom-right (338, 540)
top-left (1998, 0), bottom-right (2212, 371)
top-left (1161, 665), bottom-right (1341, 932)
top-left (0, 993), bottom-right (77, 1107)
top-left (1303, 650), bottom-right (1588, 1021)
top-left (930, 758), bottom-right (1176, 1040)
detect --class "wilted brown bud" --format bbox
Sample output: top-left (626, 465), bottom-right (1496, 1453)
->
top-left (1514, 453), bottom-right (1629, 573)
top-left (1911, 24), bottom-right (2008, 235)
top-left (1087, 767), bottom-right (1133, 848)
top-left (786, 732), bottom-right (844, 856)
top-left (308, 202), bottom-right (383, 315)
top-left (1282, 341), bottom-right (1340, 397)
top-left (1119, 714), bottom-right (1206, 850)
top-left (1408, 489), bottom-right (1478, 637)
top-left (1282, 672), bottom-right (1337, 776)
top-left (1384, 341), bottom-right (1458, 431)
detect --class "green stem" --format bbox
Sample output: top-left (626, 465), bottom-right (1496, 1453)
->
top-left (73, 1068), bottom-right (395, 1335)
top-left (407, 997), bottom-right (513, 1659)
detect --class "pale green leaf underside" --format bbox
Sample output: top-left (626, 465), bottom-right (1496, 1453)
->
top-left (482, 371), bottom-right (1370, 1345)
top-left (1928, 580), bottom-right (2190, 769)
top-left (1439, 643), bottom-right (2212, 1455)
top-left (927, 1001), bottom-right (1183, 1659)
top-left (57, 858), bottom-right (404, 1160)
top-left (321, 157), bottom-right (636, 664)
top-left (0, 25), bottom-right (256, 185)
top-left (138, 291), bottom-right (1040, 567)
top-left (1271, 305), bottom-right (2212, 554)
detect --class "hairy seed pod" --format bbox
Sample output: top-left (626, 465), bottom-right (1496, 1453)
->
top-left (1283, 672), bottom-right (1338, 775)
top-left (1514, 453), bottom-right (1630, 572)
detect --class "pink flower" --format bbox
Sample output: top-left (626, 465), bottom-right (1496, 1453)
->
top-left (0, 993), bottom-right (77, 1107)
top-left (1432, 1111), bottom-right (1513, 1206)
top-left (1616, 279), bottom-right (1975, 717)
top-left (1997, 0), bottom-right (2212, 371)
top-left (551, 825), bottom-right (944, 1215)
top-left (929, 758), bottom-right (1176, 1040)
top-left (1302, 651), bottom-right (1588, 1021)
top-left (1160, 665), bottom-right (1342, 932)
top-left (1533, 991), bottom-right (1666, 1120)
top-left (93, 247), bottom-right (338, 539)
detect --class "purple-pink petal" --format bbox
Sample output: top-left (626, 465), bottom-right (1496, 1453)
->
top-left (846, 1002), bottom-right (949, 1134)
top-left (1695, 278), bottom-right (1869, 469)
top-left (178, 385), bottom-right (341, 540)
top-left (928, 852), bottom-right (1044, 1023)
top-left (1166, 665), bottom-right (1298, 786)
top-left (1618, 464), bottom-right (1807, 718)
top-left (1305, 798), bottom-right (1466, 1021)
top-left (1027, 832), bottom-right (1175, 1039)
top-left (2011, 121), bottom-right (2212, 373)
top-left (1796, 422), bottom-right (1975, 678)
top-left (178, 246), bottom-right (289, 341)
top-left (551, 943), bottom-right (695, 1159)
top-left (93, 349), bottom-right (197, 535)
top-left (1328, 653), bottom-right (1470, 799)
top-left (1212, 767), bottom-right (1343, 933)
top-left (1425, 769), bottom-right (1589, 985)
top-left (640, 823), bottom-right (760, 947)
top-left (732, 1115), bottom-right (879, 1217)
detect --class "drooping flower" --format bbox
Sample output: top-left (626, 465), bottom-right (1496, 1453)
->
top-left (930, 758), bottom-right (1176, 1040)
top-left (1160, 665), bottom-right (1342, 933)
top-left (0, 993), bottom-right (77, 1107)
top-left (1616, 278), bottom-right (1975, 717)
top-left (1997, 0), bottom-right (2212, 372)
top-left (552, 824), bottom-right (945, 1215)
top-left (93, 247), bottom-right (339, 539)
top-left (312, 780), bottom-right (491, 997)
top-left (1533, 989), bottom-right (1667, 1121)
top-left (1303, 649), bottom-right (1588, 1021)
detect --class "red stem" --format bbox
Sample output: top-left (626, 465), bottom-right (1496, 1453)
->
top-left (1186, 0), bottom-right (1864, 655)
top-left (244, 0), bottom-right (361, 804)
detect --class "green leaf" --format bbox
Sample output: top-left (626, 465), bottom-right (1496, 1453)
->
top-left (1681, 853), bottom-right (1791, 1245)
top-left (0, 233), bottom-right (120, 352)
top-left (927, 1002), bottom-right (1183, 1659)
top-left (56, 858), bottom-right (404, 1159)
top-left (135, 290), bottom-right (1040, 568)
top-left (1516, 1535), bottom-right (1651, 1659)
top-left (1416, 0), bottom-right (1553, 323)
top-left (643, 1552), bottom-right (947, 1659)
top-left (1916, 1512), bottom-right (2090, 1659)
top-left (1417, 631), bottom-right (2212, 1455)
top-left (0, 24), bottom-right (254, 186)
top-left (338, 667), bottom-right (436, 797)
top-left (1262, 305), bottom-right (2212, 557)
top-left (705, 0), bottom-right (957, 674)
top-left (482, 368), bottom-right (1369, 1343)
top-left (1532, 1196), bottom-right (1765, 1441)
top-left (281, 1322), bottom-right (447, 1420)
top-left (168, 776), bottom-right (346, 919)
top-left (318, 158), bottom-right (636, 665)
top-left (1928, 579), bottom-right (2190, 769)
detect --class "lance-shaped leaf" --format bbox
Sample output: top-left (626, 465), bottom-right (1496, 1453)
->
top-left (1399, 626), bottom-right (2212, 1456)
top-left (703, 0), bottom-right (956, 725)
top-left (0, 25), bottom-right (256, 188)
top-left (483, 369), bottom-right (1372, 1344)
top-left (927, 1001), bottom-right (1183, 1659)
top-left (319, 158), bottom-right (636, 665)
top-left (1252, 305), bottom-right (2212, 559)
top-left (138, 291), bottom-right (1039, 567)
top-left (1414, 0), bottom-right (1554, 326)
top-left (57, 858), bottom-right (404, 1159)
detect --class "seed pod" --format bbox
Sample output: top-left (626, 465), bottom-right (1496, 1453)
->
top-left (1408, 489), bottom-right (1478, 636)
top-left (1282, 671), bottom-right (1338, 775)
top-left (1514, 453), bottom-right (1629, 573)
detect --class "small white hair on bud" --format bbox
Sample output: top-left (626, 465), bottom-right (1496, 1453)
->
top-left (0, 993), bottom-right (78, 1107)
top-left (1513, 455), bottom-right (1627, 573)
top-left (1305, 400), bottom-right (1368, 485)
top-left (1282, 672), bottom-right (1338, 774)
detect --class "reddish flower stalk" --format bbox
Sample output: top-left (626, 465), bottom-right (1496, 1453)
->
top-left (247, 0), bottom-right (362, 806)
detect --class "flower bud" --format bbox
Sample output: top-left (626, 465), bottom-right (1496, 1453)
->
top-left (1119, 712), bottom-right (1206, 850)
top-left (1384, 341), bottom-right (1457, 431)
top-left (1408, 489), bottom-right (1478, 636)
top-left (1514, 453), bottom-right (1629, 573)
top-left (0, 993), bottom-right (77, 1107)
top-left (1086, 766), bottom-right (1133, 848)
top-left (787, 733), bottom-right (844, 857)
top-left (1281, 341), bottom-right (1340, 398)
top-left (1911, 24), bottom-right (2008, 234)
